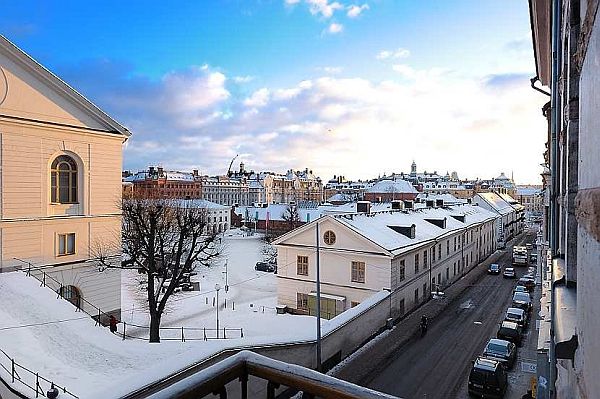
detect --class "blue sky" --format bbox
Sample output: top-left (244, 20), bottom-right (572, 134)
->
top-left (1, 0), bottom-right (548, 183)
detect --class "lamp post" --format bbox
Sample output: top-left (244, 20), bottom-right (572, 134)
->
top-left (215, 283), bottom-right (221, 338)
top-left (315, 220), bottom-right (322, 372)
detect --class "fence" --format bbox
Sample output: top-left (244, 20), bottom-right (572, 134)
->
top-left (0, 348), bottom-right (78, 398)
top-left (117, 322), bottom-right (244, 341)
top-left (21, 266), bottom-right (244, 342)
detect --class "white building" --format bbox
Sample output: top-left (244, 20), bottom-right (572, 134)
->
top-left (176, 199), bottom-right (231, 234)
top-left (473, 192), bottom-right (521, 246)
top-left (274, 203), bottom-right (498, 319)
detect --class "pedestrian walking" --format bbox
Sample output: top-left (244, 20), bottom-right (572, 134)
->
top-left (109, 315), bottom-right (118, 333)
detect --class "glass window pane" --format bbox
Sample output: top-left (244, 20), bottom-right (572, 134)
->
top-left (67, 234), bottom-right (75, 254)
top-left (59, 172), bottom-right (69, 188)
top-left (58, 235), bottom-right (65, 255)
top-left (71, 187), bottom-right (77, 203)
top-left (59, 186), bottom-right (69, 203)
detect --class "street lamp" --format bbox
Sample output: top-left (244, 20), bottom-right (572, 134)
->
top-left (215, 283), bottom-right (221, 338)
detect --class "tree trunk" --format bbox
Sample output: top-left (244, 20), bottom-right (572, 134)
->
top-left (149, 312), bottom-right (161, 343)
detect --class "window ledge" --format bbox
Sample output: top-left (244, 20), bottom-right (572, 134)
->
top-left (554, 277), bottom-right (578, 360)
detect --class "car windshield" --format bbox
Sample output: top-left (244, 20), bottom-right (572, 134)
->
top-left (485, 343), bottom-right (507, 356)
top-left (506, 312), bottom-right (520, 320)
top-left (513, 293), bottom-right (530, 302)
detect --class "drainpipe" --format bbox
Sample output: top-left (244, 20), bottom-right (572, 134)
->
top-left (549, 0), bottom-right (562, 396)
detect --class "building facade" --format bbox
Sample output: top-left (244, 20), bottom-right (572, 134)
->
top-left (0, 35), bottom-right (128, 319)
top-left (123, 167), bottom-right (202, 199)
top-left (274, 204), bottom-right (497, 319)
top-left (529, 1), bottom-right (600, 397)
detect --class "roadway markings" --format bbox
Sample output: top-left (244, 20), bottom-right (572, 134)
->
top-left (460, 299), bottom-right (473, 309)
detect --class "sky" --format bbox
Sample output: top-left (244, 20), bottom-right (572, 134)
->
top-left (0, 0), bottom-right (549, 184)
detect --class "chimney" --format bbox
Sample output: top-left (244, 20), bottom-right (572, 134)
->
top-left (403, 200), bottom-right (414, 209)
top-left (467, 198), bottom-right (472, 204)
top-left (157, 166), bottom-right (164, 175)
top-left (389, 224), bottom-right (416, 239)
top-left (391, 200), bottom-right (403, 210)
top-left (193, 169), bottom-right (199, 177)
top-left (426, 199), bottom-right (435, 208)
top-left (149, 166), bottom-right (155, 174)
top-left (436, 199), bottom-right (444, 207)
top-left (357, 201), bottom-right (371, 214)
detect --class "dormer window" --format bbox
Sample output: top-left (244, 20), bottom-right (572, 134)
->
top-left (51, 155), bottom-right (78, 204)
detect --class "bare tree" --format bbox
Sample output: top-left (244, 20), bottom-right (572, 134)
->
top-left (282, 204), bottom-right (301, 232)
top-left (97, 198), bottom-right (221, 343)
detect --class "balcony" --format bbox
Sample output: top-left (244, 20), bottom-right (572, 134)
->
top-left (125, 350), bottom-right (398, 399)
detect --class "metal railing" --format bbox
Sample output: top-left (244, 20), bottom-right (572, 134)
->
top-left (124, 350), bottom-right (399, 399)
top-left (0, 348), bottom-right (78, 398)
top-left (118, 322), bottom-right (243, 341)
top-left (21, 265), bottom-right (244, 342)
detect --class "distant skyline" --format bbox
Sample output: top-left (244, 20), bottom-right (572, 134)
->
top-left (1, 0), bottom-right (548, 184)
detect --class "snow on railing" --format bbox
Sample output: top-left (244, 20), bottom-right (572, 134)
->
top-left (0, 347), bottom-right (78, 398)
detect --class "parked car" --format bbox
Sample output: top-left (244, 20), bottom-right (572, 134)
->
top-left (513, 285), bottom-right (531, 298)
top-left (482, 338), bottom-right (517, 370)
top-left (505, 307), bottom-right (528, 329)
top-left (255, 262), bottom-right (276, 273)
top-left (503, 267), bottom-right (516, 279)
top-left (517, 276), bottom-right (535, 292)
top-left (468, 356), bottom-right (508, 398)
top-left (488, 263), bottom-right (501, 275)
top-left (512, 292), bottom-right (532, 312)
top-left (526, 243), bottom-right (533, 251)
top-left (497, 320), bottom-right (523, 346)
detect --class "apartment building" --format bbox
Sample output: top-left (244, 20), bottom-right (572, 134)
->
top-left (274, 203), bottom-right (497, 319)
top-left (0, 35), bottom-right (129, 319)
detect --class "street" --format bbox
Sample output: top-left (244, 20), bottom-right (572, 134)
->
top-left (362, 232), bottom-right (538, 398)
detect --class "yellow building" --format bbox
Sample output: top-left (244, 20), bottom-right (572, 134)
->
top-left (0, 36), bottom-right (130, 319)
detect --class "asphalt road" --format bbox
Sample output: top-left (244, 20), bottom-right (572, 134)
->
top-left (363, 232), bottom-right (536, 399)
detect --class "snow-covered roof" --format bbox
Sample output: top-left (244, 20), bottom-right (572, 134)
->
top-left (173, 199), bottom-right (229, 210)
top-left (327, 193), bottom-right (355, 202)
top-left (415, 193), bottom-right (466, 205)
top-left (365, 179), bottom-right (418, 194)
top-left (516, 187), bottom-right (541, 196)
top-left (475, 192), bottom-right (514, 214)
top-left (497, 193), bottom-right (525, 211)
top-left (123, 170), bottom-right (196, 182)
top-left (330, 204), bottom-right (497, 256)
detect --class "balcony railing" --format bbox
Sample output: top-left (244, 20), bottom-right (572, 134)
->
top-left (124, 350), bottom-right (399, 399)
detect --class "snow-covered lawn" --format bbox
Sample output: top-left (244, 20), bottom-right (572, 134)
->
top-left (0, 231), bottom-right (319, 398)
top-left (120, 230), bottom-right (293, 340)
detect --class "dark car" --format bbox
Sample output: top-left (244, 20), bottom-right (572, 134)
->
top-left (512, 292), bottom-right (532, 312)
top-left (529, 253), bottom-right (538, 263)
top-left (487, 263), bottom-right (501, 275)
top-left (482, 338), bottom-right (517, 370)
top-left (497, 320), bottom-right (523, 346)
top-left (468, 356), bottom-right (508, 398)
top-left (255, 262), bottom-right (276, 272)
top-left (505, 307), bottom-right (528, 329)
top-left (502, 267), bottom-right (516, 279)
top-left (517, 276), bottom-right (535, 292)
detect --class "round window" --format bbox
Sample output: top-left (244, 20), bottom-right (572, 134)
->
top-left (324, 230), bottom-right (336, 245)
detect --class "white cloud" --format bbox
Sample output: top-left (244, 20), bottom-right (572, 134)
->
top-left (377, 47), bottom-right (411, 60)
top-left (347, 4), bottom-right (369, 18)
top-left (285, 0), bottom-right (301, 4)
top-left (243, 88), bottom-right (270, 107)
top-left (326, 22), bottom-right (344, 34)
top-left (233, 75), bottom-right (254, 83)
top-left (307, 0), bottom-right (344, 18)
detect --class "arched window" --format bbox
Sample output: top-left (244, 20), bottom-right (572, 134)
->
top-left (51, 155), bottom-right (78, 203)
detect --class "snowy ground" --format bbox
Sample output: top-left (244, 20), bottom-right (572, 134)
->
top-left (120, 230), bottom-right (295, 340)
top-left (0, 231), bottom-right (322, 398)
